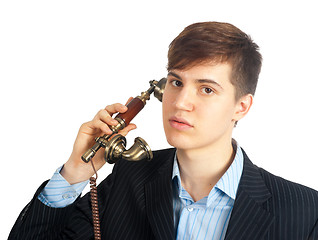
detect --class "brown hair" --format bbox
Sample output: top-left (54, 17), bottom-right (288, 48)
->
top-left (167, 21), bottom-right (262, 100)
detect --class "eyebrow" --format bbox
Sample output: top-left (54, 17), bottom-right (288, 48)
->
top-left (167, 71), bottom-right (224, 90)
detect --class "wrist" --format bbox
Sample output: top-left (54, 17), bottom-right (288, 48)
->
top-left (61, 158), bottom-right (94, 185)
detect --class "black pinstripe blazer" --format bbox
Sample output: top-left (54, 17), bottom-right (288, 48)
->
top-left (9, 148), bottom-right (318, 240)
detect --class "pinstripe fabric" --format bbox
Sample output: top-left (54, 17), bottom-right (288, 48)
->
top-left (172, 146), bottom-right (243, 240)
top-left (9, 148), bottom-right (318, 240)
top-left (224, 149), bottom-right (318, 240)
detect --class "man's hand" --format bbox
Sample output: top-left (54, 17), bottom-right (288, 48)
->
top-left (61, 98), bottom-right (136, 184)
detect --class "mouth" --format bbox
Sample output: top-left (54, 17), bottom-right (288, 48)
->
top-left (168, 116), bottom-right (193, 130)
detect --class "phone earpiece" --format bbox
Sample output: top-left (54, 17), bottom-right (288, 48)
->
top-left (153, 78), bottom-right (166, 102)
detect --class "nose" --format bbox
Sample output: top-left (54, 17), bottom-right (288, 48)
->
top-left (174, 88), bottom-right (194, 111)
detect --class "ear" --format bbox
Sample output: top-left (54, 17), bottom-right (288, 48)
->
top-left (233, 94), bottom-right (253, 122)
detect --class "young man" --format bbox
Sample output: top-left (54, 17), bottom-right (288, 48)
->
top-left (9, 22), bottom-right (318, 240)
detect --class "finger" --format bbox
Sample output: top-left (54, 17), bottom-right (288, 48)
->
top-left (105, 103), bottom-right (128, 116)
top-left (118, 123), bottom-right (137, 137)
top-left (125, 97), bottom-right (134, 105)
top-left (84, 119), bottom-right (113, 135)
top-left (95, 109), bottom-right (118, 126)
top-left (94, 119), bottom-right (113, 135)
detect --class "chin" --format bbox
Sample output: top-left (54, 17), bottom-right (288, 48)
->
top-left (163, 125), bottom-right (196, 149)
top-left (165, 134), bottom-right (193, 150)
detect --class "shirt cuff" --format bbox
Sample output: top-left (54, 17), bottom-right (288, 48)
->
top-left (38, 166), bottom-right (89, 208)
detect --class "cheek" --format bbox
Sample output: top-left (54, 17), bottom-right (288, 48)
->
top-left (198, 100), bottom-right (236, 126)
top-left (162, 92), bottom-right (173, 115)
top-left (162, 96), bottom-right (169, 124)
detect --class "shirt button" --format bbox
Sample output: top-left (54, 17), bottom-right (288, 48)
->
top-left (62, 194), bottom-right (70, 199)
top-left (188, 207), bottom-right (194, 212)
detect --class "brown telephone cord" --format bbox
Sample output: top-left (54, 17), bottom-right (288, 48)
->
top-left (90, 160), bottom-right (101, 240)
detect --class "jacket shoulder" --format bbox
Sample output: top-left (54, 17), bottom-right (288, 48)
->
top-left (258, 166), bottom-right (318, 198)
top-left (257, 166), bottom-right (318, 217)
top-left (241, 148), bottom-right (318, 203)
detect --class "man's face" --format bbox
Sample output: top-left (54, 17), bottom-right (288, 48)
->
top-left (162, 62), bottom-right (245, 152)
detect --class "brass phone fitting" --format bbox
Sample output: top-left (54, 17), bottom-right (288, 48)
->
top-left (104, 135), bottom-right (153, 164)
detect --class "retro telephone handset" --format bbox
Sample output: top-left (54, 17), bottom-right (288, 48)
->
top-left (81, 78), bottom-right (166, 240)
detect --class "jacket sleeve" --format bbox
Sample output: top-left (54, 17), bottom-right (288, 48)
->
top-left (8, 164), bottom-right (118, 240)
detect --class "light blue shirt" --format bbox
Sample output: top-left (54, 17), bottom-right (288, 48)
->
top-left (172, 144), bottom-right (244, 240)
top-left (39, 144), bottom-right (243, 240)
top-left (38, 166), bottom-right (88, 208)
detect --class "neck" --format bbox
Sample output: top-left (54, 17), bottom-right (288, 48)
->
top-left (176, 138), bottom-right (235, 202)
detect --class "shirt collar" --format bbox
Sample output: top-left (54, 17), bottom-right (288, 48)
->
top-left (172, 140), bottom-right (244, 201)
top-left (172, 154), bottom-right (183, 198)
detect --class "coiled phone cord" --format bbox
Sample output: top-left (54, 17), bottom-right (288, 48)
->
top-left (90, 160), bottom-right (101, 240)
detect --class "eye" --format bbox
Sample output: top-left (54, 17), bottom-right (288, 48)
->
top-left (171, 79), bottom-right (183, 87)
top-left (200, 87), bottom-right (214, 95)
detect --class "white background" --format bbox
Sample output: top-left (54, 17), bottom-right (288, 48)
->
top-left (1, 0), bottom-right (317, 237)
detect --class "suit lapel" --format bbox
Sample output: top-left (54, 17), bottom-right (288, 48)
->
top-left (145, 149), bottom-right (175, 240)
top-left (225, 149), bottom-right (274, 240)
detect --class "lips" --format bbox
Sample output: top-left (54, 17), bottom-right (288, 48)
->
top-left (168, 116), bottom-right (193, 130)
